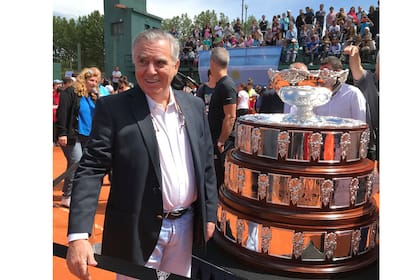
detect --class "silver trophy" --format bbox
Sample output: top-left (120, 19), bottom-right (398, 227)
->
top-left (268, 68), bottom-right (349, 124)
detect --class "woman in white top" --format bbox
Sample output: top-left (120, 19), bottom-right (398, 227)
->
top-left (237, 83), bottom-right (250, 117)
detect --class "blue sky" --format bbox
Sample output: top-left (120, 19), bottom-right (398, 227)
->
top-left (53, 0), bottom-right (378, 21)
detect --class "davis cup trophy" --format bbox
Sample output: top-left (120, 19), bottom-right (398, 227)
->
top-left (213, 68), bottom-right (378, 277)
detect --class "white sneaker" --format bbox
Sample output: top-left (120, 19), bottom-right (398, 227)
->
top-left (60, 196), bottom-right (71, 208)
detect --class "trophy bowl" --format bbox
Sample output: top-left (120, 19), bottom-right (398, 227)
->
top-left (268, 68), bottom-right (349, 124)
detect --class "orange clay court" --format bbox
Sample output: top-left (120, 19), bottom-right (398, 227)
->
top-left (53, 145), bottom-right (115, 279)
top-left (52, 145), bottom-right (379, 279)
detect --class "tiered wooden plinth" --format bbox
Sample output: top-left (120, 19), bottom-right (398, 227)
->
top-left (214, 114), bottom-right (379, 277)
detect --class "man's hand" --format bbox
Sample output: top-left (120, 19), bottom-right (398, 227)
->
top-left (343, 45), bottom-right (360, 57)
top-left (66, 239), bottom-right (98, 280)
top-left (206, 222), bottom-right (216, 241)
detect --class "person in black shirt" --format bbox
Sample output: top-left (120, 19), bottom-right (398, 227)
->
top-left (207, 47), bottom-right (237, 190)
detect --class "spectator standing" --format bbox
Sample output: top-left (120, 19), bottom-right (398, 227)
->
top-left (280, 13), bottom-right (289, 37)
top-left (111, 66), bottom-right (122, 91)
top-left (356, 6), bottom-right (366, 26)
top-left (368, 5), bottom-right (379, 38)
top-left (311, 56), bottom-right (367, 121)
top-left (347, 6), bottom-right (359, 25)
top-left (335, 7), bottom-right (347, 23)
top-left (236, 83), bottom-right (250, 117)
top-left (315, 3), bottom-right (326, 35)
top-left (117, 75), bottom-right (131, 93)
top-left (259, 15), bottom-right (269, 37)
top-left (325, 6), bottom-right (336, 30)
top-left (286, 10), bottom-right (296, 30)
top-left (196, 69), bottom-right (215, 115)
top-left (295, 9), bottom-right (306, 45)
top-left (284, 57), bottom-right (366, 123)
top-left (305, 6), bottom-right (315, 27)
top-left (214, 21), bottom-right (223, 38)
top-left (233, 18), bottom-right (242, 39)
top-left (55, 68), bottom-right (99, 208)
top-left (65, 29), bottom-right (218, 279)
top-left (343, 44), bottom-right (379, 163)
top-left (207, 47), bottom-right (237, 190)
top-left (223, 22), bottom-right (234, 38)
top-left (359, 15), bottom-right (374, 37)
top-left (258, 75), bottom-right (285, 114)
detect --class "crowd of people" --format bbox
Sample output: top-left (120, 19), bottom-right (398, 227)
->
top-left (53, 4), bottom-right (379, 280)
top-left (177, 3), bottom-right (379, 66)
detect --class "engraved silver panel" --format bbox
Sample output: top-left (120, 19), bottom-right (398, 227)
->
top-left (268, 227), bottom-right (294, 259)
top-left (258, 127), bottom-right (280, 159)
top-left (318, 132), bottom-right (341, 163)
top-left (224, 211), bottom-right (238, 243)
top-left (241, 170), bottom-right (260, 200)
top-left (287, 131), bottom-right (311, 162)
top-left (226, 164), bottom-right (373, 209)
top-left (297, 177), bottom-right (323, 208)
top-left (238, 124), bottom-right (253, 154)
top-left (267, 173), bottom-right (291, 206)
top-left (358, 226), bottom-right (370, 254)
top-left (216, 206), bottom-right (378, 263)
top-left (301, 232), bottom-right (326, 261)
top-left (236, 116), bottom-right (368, 163)
top-left (245, 221), bottom-right (260, 252)
top-left (332, 230), bottom-right (353, 261)
top-left (347, 131), bottom-right (362, 161)
top-left (330, 177), bottom-right (352, 209)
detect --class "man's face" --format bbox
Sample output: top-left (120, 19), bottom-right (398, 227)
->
top-left (133, 38), bottom-right (179, 98)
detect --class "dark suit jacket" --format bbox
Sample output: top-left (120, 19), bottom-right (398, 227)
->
top-left (68, 85), bottom-right (218, 266)
top-left (258, 89), bottom-right (285, 113)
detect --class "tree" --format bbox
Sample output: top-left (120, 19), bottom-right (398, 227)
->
top-left (53, 11), bottom-right (104, 75)
top-left (162, 13), bottom-right (192, 41)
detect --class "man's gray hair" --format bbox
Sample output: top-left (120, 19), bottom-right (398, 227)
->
top-left (210, 47), bottom-right (230, 68)
top-left (132, 29), bottom-right (180, 63)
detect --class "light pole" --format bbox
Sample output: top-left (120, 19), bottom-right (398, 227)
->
top-left (245, 4), bottom-right (248, 34)
top-left (241, 0), bottom-right (244, 24)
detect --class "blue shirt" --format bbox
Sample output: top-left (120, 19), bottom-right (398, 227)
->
top-left (78, 96), bottom-right (95, 136)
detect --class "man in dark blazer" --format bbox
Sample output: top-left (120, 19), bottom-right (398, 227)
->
top-left (66, 29), bottom-right (218, 279)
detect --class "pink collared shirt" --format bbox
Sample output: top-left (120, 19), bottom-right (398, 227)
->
top-left (146, 90), bottom-right (197, 212)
